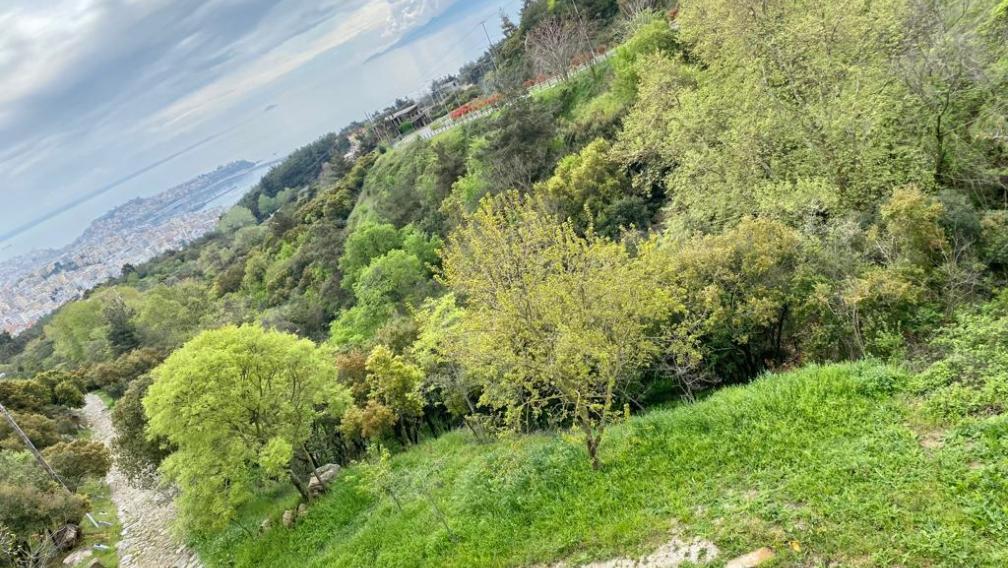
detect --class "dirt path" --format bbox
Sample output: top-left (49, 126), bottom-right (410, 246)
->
top-left (81, 394), bottom-right (202, 568)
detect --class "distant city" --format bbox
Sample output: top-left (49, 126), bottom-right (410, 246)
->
top-left (0, 160), bottom-right (275, 333)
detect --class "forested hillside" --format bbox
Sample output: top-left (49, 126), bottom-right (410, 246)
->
top-left (3, 0), bottom-right (1008, 566)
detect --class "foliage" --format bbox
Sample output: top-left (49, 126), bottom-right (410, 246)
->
top-left (51, 381), bottom-right (84, 409)
top-left (41, 440), bottom-right (111, 491)
top-left (364, 345), bottom-right (425, 443)
top-left (535, 138), bottom-right (644, 235)
top-left (915, 291), bottom-right (1008, 419)
top-left (104, 294), bottom-right (141, 356)
top-left (442, 193), bottom-right (677, 467)
top-left (44, 297), bottom-right (108, 365)
top-left (143, 325), bottom-right (351, 533)
top-left (89, 348), bottom-right (165, 399)
top-left (0, 451), bottom-right (88, 544)
top-left (0, 484), bottom-right (88, 546)
top-left (610, 16), bottom-right (678, 101)
top-left (240, 133), bottom-right (342, 218)
top-left (0, 412), bottom-right (59, 451)
top-left (111, 374), bottom-right (172, 486)
top-left (661, 217), bottom-right (809, 383)
top-left (0, 380), bottom-right (50, 413)
top-left (217, 206), bottom-right (257, 233)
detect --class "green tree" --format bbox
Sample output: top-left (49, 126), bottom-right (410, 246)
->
top-left (411, 294), bottom-right (486, 438)
top-left (0, 412), bottom-right (59, 451)
top-left (0, 380), bottom-right (50, 413)
top-left (104, 294), bottom-right (140, 356)
top-left (218, 205), bottom-right (256, 233)
top-left (536, 138), bottom-right (640, 235)
top-left (339, 220), bottom-right (404, 292)
top-left (365, 345), bottom-right (425, 444)
top-left (52, 381), bottom-right (84, 408)
top-left (45, 298), bottom-right (108, 364)
top-left (143, 325), bottom-right (351, 533)
top-left (112, 375), bottom-right (173, 486)
top-left (441, 193), bottom-right (676, 468)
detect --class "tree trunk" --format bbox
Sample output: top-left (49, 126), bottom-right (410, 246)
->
top-left (288, 469), bottom-right (309, 503)
top-left (302, 444), bottom-right (325, 495)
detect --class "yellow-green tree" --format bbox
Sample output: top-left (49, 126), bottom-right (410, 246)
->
top-left (143, 324), bottom-right (351, 533)
top-left (441, 193), bottom-right (677, 469)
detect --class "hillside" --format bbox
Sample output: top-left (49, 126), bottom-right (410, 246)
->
top-left (2, 0), bottom-right (1008, 566)
top-left (194, 361), bottom-right (1008, 567)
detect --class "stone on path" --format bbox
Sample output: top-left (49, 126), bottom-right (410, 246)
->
top-left (725, 547), bottom-right (775, 568)
top-left (63, 549), bottom-right (93, 566)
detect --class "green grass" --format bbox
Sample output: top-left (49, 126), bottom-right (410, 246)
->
top-left (95, 389), bottom-right (116, 409)
top-left (72, 478), bottom-right (121, 567)
top-left (194, 362), bottom-right (1008, 567)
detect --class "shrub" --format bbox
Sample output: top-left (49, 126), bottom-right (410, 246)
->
top-left (42, 441), bottom-right (111, 491)
top-left (0, 380), bottom-right (50, 413)
top-left (0, 483), bottom-right (88, 540)
top-left (0, 412), bottom-right (60, 451)
top-left (52, 381), bottom-right (84, 409)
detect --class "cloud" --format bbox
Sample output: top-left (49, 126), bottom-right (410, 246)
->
top-left (384, 0), bottom-right (445, 36)
top-left (0, 0), bottom-right (473, 257)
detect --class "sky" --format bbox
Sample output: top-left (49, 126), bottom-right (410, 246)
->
top-left (0, 0), bottom-right (520, 261)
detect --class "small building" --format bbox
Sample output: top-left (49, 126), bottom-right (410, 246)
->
top-left (385, 104), bottom-right (426, 130)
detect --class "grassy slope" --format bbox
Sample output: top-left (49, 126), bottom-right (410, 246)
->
top-left (195, 362), bottom-right (1007, 567)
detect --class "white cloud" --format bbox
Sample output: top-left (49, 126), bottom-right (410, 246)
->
top-left (146, 1), bottom-right (392, 135)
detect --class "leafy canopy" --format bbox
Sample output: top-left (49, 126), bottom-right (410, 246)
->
top-left (143, 324), bottom-right (351, 533)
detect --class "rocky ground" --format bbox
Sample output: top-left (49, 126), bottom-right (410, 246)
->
top-left (81, 394), bottom-right (202, 568)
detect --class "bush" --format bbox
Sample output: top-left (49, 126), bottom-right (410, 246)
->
top-left (0, 380), bottom-right (50, 412)
top-left (0, 483), bottom-right (88, 541)
top-left (611, 17), bottom-right (679, 101)
top-left (42, 440), bottom-right (111, 491)
top-left (915, 293), bottom-right (1008, 420)
top-left (0, 412), bottom-right (60, 451)
top-left (52, 381), bottom-right (84, 408)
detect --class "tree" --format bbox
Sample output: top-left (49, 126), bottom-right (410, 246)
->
top-left (339, 221), bottom-right (404, 292)
top-left (662, 218), bottom-right (808, 383)
top-left (218, 206), bottom-right (256, 233)
top-left (0, 451), bottom-right (87, 549)
top-left (411, 294), bottom-right (487, 439)
top-left (525, 15), bottom-right (590, 81)
top-left (535, 138), bottom-right (643, 235)
top-left (143, 325), bottom-right (352, 533)
top-left (51, 382), bottom-right (84, 409)
top-left (45, 299), bottom-right (108, 364)
top-left (104, 294), bottom-right (140, 356)
top-left (0, 381), bottom-right (50, 413)
top-left (441, 193), bottom-right (677, 468)
top-left (896, 0), bottom-right (1008, 196)
top-left (365, 345), bottom-right (425, 444)
top-left (0, 412), bottom-right (59, 451)
top-left (111, 375), bottom-right (172, 486)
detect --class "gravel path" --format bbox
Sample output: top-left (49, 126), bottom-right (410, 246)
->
top-left (81, 394), bottom-right (202, 568)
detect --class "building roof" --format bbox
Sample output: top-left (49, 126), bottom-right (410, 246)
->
top-left (390, 104), bottom-right (419, 120)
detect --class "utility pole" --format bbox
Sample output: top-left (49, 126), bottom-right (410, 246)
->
top-left (569, 0), bottom-right (597, 67)
top-left (481, 20), bottom-right (501, 75)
